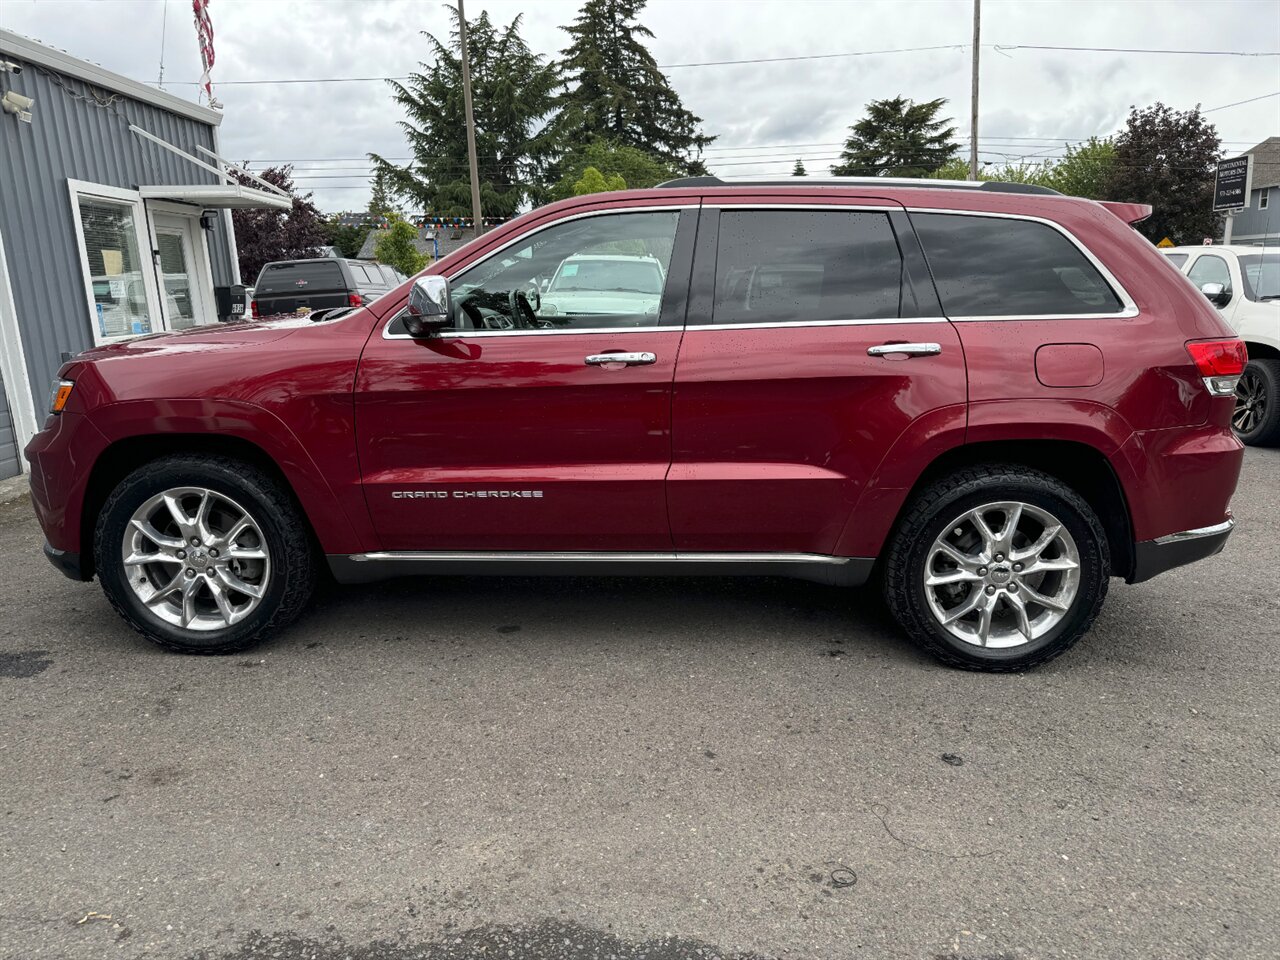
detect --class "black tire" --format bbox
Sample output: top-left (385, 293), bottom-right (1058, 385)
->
top-left (93, 454), bottom-right (316, 654)
top-left (882, 465), bottom-right (1110, 672)
top-left (1233, 358), bottom-right (1280, 447)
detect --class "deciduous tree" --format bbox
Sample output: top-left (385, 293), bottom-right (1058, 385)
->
top-left (547, 139), bottom-right (676, 201)
top-left (374, 215), bottom-right (429, 276)
top-left (230, 166), bottom-right (326, 285)
top-left (1106, 103), bottom-right (1220, 243)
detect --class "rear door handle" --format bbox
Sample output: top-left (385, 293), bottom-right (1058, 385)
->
top-left (585, 352), bottom-right (657, 366)
top-left (867, 342), bottom-right (942, 357)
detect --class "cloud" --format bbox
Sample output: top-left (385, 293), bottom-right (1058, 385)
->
top-left (3, 0), bottom-right (1276, 209)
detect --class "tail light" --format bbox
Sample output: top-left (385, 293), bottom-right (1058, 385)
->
top-left (348, 293), bottom-right (364, 307)
top-left (1186, 338), bottom-right (1247, 396)
top-left (250, 299), bottom-right (260, 319)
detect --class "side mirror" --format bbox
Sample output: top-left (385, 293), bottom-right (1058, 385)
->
top-left (525, 283), bottom-right (541, 314)
top-left (404, 275), bottom-right (451, 338)
top-left (1199, 281), bottom-right (1231, 308)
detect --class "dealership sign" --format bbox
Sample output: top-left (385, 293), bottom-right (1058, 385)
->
top-left (1212, 155), bottom-right (1252, 213)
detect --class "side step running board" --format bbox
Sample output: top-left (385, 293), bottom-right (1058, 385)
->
top-left (328, 551), bottom-right (874, 587)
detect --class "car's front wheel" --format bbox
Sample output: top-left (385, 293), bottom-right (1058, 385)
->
top-left (883, 465), bottom-right (1110, 671)
top-left (1233, 358), bottom-right (1280, 447)
top-left (94, 454), bottom-right (316, 654)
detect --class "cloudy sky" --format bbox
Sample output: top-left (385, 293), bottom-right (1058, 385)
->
top-left (3, 0), bottom-right (1278, 212)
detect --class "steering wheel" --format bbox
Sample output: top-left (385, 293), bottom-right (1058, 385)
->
top-left (508, 289), bottom-right (538, 330)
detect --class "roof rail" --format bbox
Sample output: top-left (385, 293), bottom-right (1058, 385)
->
top-left (655, 175), bottom-right (1062, 196)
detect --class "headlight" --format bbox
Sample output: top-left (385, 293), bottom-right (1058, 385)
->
top-left (48, 378), bottom-right (74, 414)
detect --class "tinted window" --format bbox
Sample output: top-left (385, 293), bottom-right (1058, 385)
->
top-left (913, 213), bottom-right (1123, 317)
top-left (255, 261), bottom-right (344, 294)
top-left (445, 211), bottom-right (680, 331)
top-left (712, 211), bottom-right (901, 325)
top-left (1164, 253), bottom-right (1189, 268)
top-left (1187, 254), bottom-right (1232, 294)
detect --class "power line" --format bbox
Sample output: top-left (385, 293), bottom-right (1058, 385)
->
top-left (1204, 91), bottom-right (1280, 111)
top-left (158, 42), bottom-right (1280, 87)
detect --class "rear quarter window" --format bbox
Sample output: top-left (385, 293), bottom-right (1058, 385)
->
top-left (255, 261), bottom-right (345, 294)
top-left (913, 213), bottom-right (1124, 317)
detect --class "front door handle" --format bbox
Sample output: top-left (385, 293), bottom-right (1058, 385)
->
top-left (585, 352), bottom-right (657, 366)
top-left (867, 342), bottom-right (942, 358)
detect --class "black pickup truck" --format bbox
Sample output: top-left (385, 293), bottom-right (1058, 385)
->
top-left (250, 258), bottom-right (406, 318)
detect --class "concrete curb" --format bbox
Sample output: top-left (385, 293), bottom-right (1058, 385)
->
top-left (0, 475), bottom-right (29, 504)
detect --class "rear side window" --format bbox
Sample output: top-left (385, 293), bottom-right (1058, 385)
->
top-left (712, 210), bottom-right (902, 324)
top-left (255, 261), bottom-right (345, 294)
top-left (913, 213), bottom-right (1123, 317)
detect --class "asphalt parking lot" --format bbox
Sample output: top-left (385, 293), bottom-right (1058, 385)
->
top-left (1, 447), bottom-right (1277, 960)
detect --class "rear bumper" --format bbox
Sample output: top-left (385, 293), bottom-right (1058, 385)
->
top-left (1128, 519), bottom-right (1233, 584)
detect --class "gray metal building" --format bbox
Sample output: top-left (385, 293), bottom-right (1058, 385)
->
top-left (0, 29), bottom-right (288, 480)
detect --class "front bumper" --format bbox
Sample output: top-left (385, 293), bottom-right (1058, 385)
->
top-left (1128, 519), bottom-right (1234, 584)
top-left (43, 542), bottom-right (88, 581)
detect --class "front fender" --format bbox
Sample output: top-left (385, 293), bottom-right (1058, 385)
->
top-left (84, 398), bottom-right (375, 555)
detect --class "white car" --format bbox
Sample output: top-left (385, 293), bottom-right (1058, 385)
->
top-left (1163, 245), bottom-right (1280, 446)
top-left (539, 254), bottom-right (665, 324)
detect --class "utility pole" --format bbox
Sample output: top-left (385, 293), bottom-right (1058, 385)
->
top-left (457, 0), bottom-right (484, 235)
top-left (969, 0), bottom-right (981, 180)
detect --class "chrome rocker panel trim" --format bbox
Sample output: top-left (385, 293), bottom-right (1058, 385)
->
top-left (328, 550), bottom-right (874, 587)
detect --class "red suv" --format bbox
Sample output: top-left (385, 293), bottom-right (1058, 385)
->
top-left (25, 177), bottom-right (1245, 670)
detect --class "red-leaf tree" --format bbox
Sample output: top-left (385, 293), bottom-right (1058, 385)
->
top-left (230, 166), bottom-right (327, 286)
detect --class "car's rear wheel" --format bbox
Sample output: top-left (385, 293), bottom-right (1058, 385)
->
top-left (1233, 358), bottom-right (1280, 447)
top-left (883, 465), bottom-right (1109, 671)
top-left (94, 454), bottom-right (316, 654)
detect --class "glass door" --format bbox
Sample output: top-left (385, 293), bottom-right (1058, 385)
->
top-left (153, 213), bottom-right (216, 331)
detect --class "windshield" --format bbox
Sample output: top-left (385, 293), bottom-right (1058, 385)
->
top-left (550, 259), bottom-right (663, 294)
top-left (1240, 254), bottom-right (1280, 301)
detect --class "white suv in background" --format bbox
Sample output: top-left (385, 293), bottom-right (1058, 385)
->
top-left (1164, 246), bottom-right (1280, 446)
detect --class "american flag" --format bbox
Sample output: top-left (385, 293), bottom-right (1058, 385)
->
top-left (192, 0), bottom-right (216, 103)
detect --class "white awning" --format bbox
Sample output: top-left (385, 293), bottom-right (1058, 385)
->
top-left (138, 183), bottom-right (292, 210)
top-left (128, 125), bottom-right (293, 211)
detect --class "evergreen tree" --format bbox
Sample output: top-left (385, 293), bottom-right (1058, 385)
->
top-left (368, 169), bottom-right (397, 220)
top-left (369, 6), bottom-right (558, 219)
top-left (792, 158), bottom-right (807, 177)
top-left (556, 0), bottom-right (713, 175)
top-left (831, 97), bottom-right (958, 177)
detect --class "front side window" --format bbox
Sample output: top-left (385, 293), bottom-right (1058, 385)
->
top-left (913, 213), bottom-right (1124, 317)
top-left (442, 211), bottom-right (681, 331)
top-left (712, 210), bottom-right (902, 325)
top-left (78, 197), bottom-right (153, 340)
top-left (1187, 254), bottom-right (1232, 295)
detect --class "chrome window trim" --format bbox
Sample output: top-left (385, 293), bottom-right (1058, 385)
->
top-left (382, 205), bottom-right (696, 341)
top-left (684, 317), bottom-right (949, 332)
top-left (903, 207), bottom-right (1140, 321)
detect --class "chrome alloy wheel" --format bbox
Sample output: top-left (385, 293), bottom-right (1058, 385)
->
top-left (923, 501), bottom-right (1081, 649)
top-left (122, 487), bottom-right (271, 631)
top-left (1234, 367), bottom-right (1267, 436)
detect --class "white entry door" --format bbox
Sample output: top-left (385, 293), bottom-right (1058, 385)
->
top-left (152, 212), bottom-right (217, 330)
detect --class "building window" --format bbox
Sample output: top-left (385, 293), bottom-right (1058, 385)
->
top-left (75, 194), bottom-right (155, 341)
top-left (1261, 191), bottom-right (1270, 211)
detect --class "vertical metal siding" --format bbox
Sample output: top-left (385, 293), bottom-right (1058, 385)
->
top-left (0, 368), bottom-right (18, 480)
top-left (0, 53), bottom-right (234, 416)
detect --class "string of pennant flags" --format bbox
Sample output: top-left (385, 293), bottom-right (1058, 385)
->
top-left (339, 215), bottom-right (516, 229)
